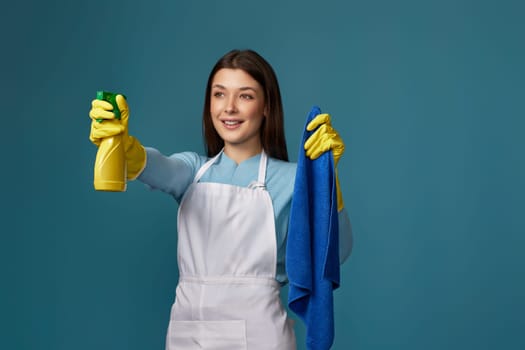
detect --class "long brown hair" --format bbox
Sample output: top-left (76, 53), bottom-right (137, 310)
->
top-left (202, 49), bottom-right (288, 161)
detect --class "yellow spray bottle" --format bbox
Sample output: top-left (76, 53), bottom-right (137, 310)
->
top-left (93, 91), bottom-right (127, 192)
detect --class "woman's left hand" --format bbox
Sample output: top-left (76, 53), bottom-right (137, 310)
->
top-left (304, 113), bottom-right (345, 166)
top-left (304, 113), bottom-right (346, 211)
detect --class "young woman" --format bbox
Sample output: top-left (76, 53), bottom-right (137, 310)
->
top-left (89, 49), bottom-right (352, 349)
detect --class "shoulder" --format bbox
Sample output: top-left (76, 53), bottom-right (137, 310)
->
top-left (266, 157), bottom-right (297, 190)
top-left (267, 157), bottom-right (296, 174)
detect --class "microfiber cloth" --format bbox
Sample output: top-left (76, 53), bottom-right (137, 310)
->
top-left (287, 106), bottom-right (340, 350)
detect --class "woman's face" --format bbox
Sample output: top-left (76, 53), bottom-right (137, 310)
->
top-left (210, 68), bottom-right (267, 155)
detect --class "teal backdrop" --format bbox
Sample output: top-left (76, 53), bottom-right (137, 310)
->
top-left (1, 0), bottom-right (524, 349)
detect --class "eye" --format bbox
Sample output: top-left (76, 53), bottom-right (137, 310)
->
top-left (240, 94), bottom-right (254, 100)
top-left (213, 91), bottom-right (224, 98)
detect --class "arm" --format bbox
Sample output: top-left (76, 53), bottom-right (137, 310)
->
top-left (338, 207), bottom-right (353, 264)
top-left (138, 149), bottom-right (201, 201)
top-left (89, 95), bottom-right (198, 200)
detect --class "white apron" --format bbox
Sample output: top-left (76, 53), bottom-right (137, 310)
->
top-left (166, 151), bottom-right (296, 350)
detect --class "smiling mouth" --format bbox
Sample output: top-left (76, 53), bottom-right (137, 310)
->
top-left (222, 120), bottom-right (244, 129)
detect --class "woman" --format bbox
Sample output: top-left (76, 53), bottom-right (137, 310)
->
top-left (89, 49), bottom-right (352, 349)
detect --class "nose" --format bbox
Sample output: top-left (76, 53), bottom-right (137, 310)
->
top-left (224, 97), bottom-right (238, 114)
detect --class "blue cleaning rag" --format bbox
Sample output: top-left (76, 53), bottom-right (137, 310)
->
top-left (287, 106), bottom-right (340, 350)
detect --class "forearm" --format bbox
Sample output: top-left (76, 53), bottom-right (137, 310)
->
top-left (137, 147), bottom-right (196, 200)
top-left (338, 208), bottom-right (353, 264)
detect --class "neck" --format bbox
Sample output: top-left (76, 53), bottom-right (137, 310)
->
top-left (223, 144), bottom-right (263, 164)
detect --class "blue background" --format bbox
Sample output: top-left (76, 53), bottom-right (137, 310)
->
top-left (1, 0), bottom-right (524, 349)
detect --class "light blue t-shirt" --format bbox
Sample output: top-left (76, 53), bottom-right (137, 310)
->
top-left (138, 147), bottom-right (352, 283)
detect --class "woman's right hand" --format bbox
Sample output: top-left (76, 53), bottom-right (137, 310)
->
top-left (89, 94), bottom-right (129, 146)
top-left (88, 94), bottom-right (146, 180)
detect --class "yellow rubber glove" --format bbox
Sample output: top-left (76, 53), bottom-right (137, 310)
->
top-left (89, 95), bottom-right (146, 180)
top-left (304, 113), bottom-right (345, 211)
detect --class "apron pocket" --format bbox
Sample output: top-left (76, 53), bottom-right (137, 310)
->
top-left (167, 320), bottom-right (247, 350)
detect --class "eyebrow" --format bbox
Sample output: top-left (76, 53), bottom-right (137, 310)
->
top-left (212, 84), bottom-right (258, 92)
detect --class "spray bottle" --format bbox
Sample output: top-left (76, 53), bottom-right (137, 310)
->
top-left (93, 91), bottom-right (127, 192)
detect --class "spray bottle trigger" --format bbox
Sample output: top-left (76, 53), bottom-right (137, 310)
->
top-left (96, 91), bottom-right (126, 122)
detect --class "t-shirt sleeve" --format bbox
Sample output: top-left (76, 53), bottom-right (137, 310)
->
top-left (137, 147), bottom-right (203, 202)
top-left (338, 208), bottom-right (353, 264)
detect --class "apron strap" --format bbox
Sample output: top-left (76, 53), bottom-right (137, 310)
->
top-left (257, 151), bottom-right (268, 185)
top-left (193, 152), bottom-right (222, 183)
top-left (193, 150), bottom-right (268, 187)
